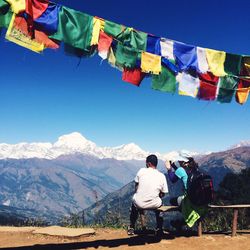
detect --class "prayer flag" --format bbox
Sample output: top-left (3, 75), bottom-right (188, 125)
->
top-left (141, 51), bottom-right (161, 75)
top-left (104, 20), bottom-right (122, 37)
top-left (152, 66), bottom-right (176, 93)
top-left (146, 34), bottom-right (161, 55)
top-left (34, 2), bottom-right (60, 35)
top-left (178, 72), bottom-right (200, 98)
top-left (25, 0), bottom-right (48, 20)
top-left (115, 42), bottom-right (138, 68)
top-left (98, 31), bottom-right (112, 60)
top-left (197, 47), bottom-right (209, 73)
top-left (224, 53), bottom-right (242, 76)
top-left (6, 0), bottom-right (25, 14)
top-left (117, 27), bottom-right (147, 51)
top-left (197, 72), bottom-right (219, 101)
top-left (235, 79), bottom-right (250, 104)
top-left (217, 76), bottom-right (238, 103)
top-left (122, 68), bottom-right (145, 86)
top-left (90, 17), bottom-right (102, 46)
top-left (0, 0), bottom-right (12, 28)
top-left (174, 41), bottom-right (198, 72)
top-left (206, 48), bottom-right (226, 76)
top-left (50, 6), bottom-right (93, 51)
top-left (160, 38), bottom-right (175, 60)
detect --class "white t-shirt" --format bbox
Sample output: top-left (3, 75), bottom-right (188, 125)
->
top-left (132, 167), bottom-right (168, 209)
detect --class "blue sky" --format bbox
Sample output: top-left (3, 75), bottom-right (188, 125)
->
top-left (0, 0), bottom-right (250, 153)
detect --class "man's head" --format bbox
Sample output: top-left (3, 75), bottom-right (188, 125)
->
top-left (146, 154), bottom-right (158, 168)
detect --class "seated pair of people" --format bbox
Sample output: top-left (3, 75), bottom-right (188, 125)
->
top-left (128, 154), bottom-right (197, 235)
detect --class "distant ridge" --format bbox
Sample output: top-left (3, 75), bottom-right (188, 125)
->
top-left (0, 132), bottom-right (199, 161)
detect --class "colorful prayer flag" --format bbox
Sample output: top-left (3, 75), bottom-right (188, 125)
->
top-left (141, 51), bottom-right (161, 74)
top-left (114, 42), bottom-right (138, 68)
top-left (152, 66), bottom-right (176, 93)
top-left (0, 0), bottom-right (12, 28)
top-left (217, 76), bottom-right (238, 103)
top-left (205, 48), bottom-right (226, 77)
top-left (34, 2), bottom-right (60, 35)
top-left (197, 72), bottom-right (219, 101)
top-left (6, 0), bottom-right (25, 14)
top-left (122, 68), bottom-right (145, 86)
top-left (50, 6), bottom-right (93, 51)
top-left (104, 20), bottom-right (123, 37)
top-left (174, 41), bottom-right (198, 72)
top-left (178, 72), bottom-right (200, 98)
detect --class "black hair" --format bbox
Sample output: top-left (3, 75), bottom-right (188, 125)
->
top-left (186, 157), bottom-right (199, 170)
top-left (146, 154), bottom-right (158, 167)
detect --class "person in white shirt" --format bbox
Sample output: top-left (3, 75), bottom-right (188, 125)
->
top-left (127, 154), bottom-right (169, 236)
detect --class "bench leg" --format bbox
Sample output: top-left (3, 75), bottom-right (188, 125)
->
top-left (232, 209), bottom-right (238, 237)
top-left (198, 220), bottom-right (202, 237)
top-left (140, 213), bottom-right (146, 228)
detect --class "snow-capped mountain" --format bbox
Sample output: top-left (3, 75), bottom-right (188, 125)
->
top-left (0, 132), bottom-right (199, 161)
top-left (162, 149), bottom-right (201, 162)
top-left (229, 140), bottom-right (250, 149)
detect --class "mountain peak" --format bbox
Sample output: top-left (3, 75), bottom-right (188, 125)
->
top-left (121, 143), bottom-right (144, 152)
top-left (230, 141), bottom-right (250, 149)
top-left (54, 132), bottom-right (96, 149)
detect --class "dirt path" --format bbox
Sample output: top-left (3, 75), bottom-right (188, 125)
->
top-left (0, 227), bottom-right (250, 250)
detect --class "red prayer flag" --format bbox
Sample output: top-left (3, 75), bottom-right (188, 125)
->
top-left (98, 31), bottom-right (113, 53)
top-left (14, 15), bottom-right (59, 49)
top-left (122, 68), bottom-right (145, 86)
top-left (26, 0), bottom-right (49, 19)
top-left (198, 72), bottom-right (219, 101)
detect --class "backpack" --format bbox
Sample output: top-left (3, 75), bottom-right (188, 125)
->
top-left (186, 169), bottom-right (214, 206)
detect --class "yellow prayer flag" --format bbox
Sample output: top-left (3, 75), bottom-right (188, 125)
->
top-left (6, 0), bottom-right (25, 14)
top-left (108, 47), bottom-right (116, 67)
top-left (6, 14), bottom-right (44, 53)
top-left (205, 48), bottom-right (227, 77)
top-left (141, 52), bottom-right (161, 75)
top-left (91, 18), bottom-right (102, 46)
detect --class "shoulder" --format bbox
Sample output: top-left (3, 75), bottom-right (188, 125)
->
top-left (157, 171), bottom-right (167, 180)
top-left (175, 167), bottom-right (188, 178)
top-left (137, 168), bottom-right (146, 175)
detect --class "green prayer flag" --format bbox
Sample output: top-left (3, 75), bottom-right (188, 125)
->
top-left (152, 66), bottom-right (176, 93)
top-left (217, 76), bottom-right (238, 103)
top-left (104, 20), bottom-right (123, 37)
top-left (0, 0), bottom-right (12, 29)
top-left (50, 6), bottom-right (93, 51)
top-left (117, 28), bottom-right (147, 51)
top-left (114, 42), bottom-right (138, 68)
top-left (224, 53), bottom-right (242, 76)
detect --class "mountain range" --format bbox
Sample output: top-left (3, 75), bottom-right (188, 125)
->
top-left (0, 132), bottom-right (200, 161)
top-left (0, 132), bottom-right (249, 225)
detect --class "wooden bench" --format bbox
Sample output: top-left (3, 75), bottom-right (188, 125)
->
top-left (140, 204), bottom-right (250, 237)
top-left (207, 204), bottom-right (250, 237)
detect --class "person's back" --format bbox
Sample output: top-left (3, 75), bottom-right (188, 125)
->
top-left (133, 167), bottom-right (167, 209)
top-left (128, 154), bottom-right (168, 236)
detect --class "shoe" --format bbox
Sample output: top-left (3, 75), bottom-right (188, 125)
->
top-left (127, 226), bottom-right (135, 236)
top-left (155, 228), bottom-right (164, 237)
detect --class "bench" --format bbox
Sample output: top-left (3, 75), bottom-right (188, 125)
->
top-left (139, 204), bottom-right (250, 237)
top-left (207, 204), bottom-right (250, 237)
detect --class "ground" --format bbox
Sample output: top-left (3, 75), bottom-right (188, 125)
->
top-left (0, 227), bottom-right (250, 250)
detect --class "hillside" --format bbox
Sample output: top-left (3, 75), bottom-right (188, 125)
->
top-left (0, 156), bottom-right (143, 223)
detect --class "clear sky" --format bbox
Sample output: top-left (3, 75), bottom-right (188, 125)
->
top-left (0, 0), bottom-right (250, 153)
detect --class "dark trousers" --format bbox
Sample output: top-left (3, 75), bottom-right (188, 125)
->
top-left (129, 203), bottom-right (163, 229)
